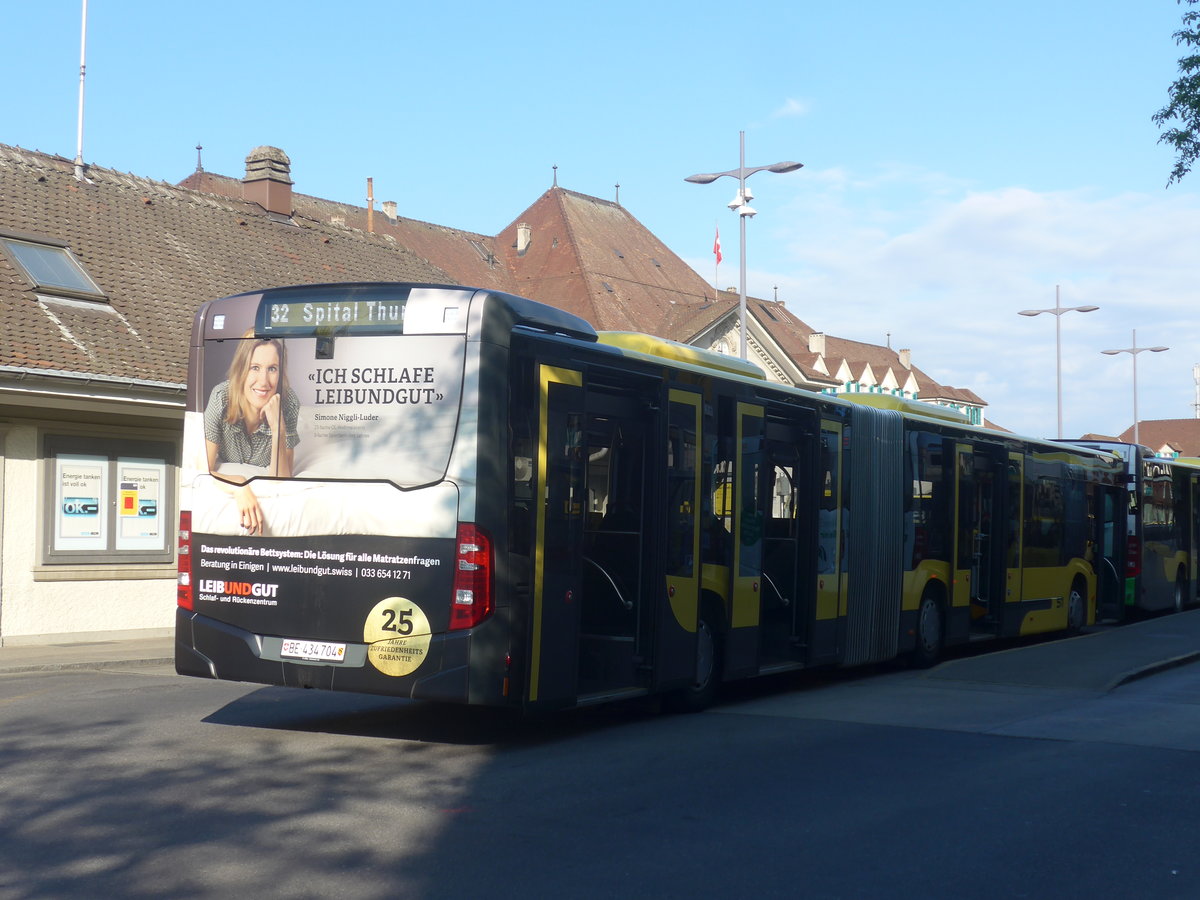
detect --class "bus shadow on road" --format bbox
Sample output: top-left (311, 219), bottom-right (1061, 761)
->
top-left (201, 683), bottom-right (667, 746)
top-left (200, 628), bottom-right (1095, 745)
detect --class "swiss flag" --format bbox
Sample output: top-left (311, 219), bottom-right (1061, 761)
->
top-left (713, 227), bottom-right (723, 265)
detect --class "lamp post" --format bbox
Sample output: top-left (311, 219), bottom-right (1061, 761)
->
top-left (686, 132), bottom-right (803, 360)
top-left (1018, 285), bottom-right (1098, 439)
top-left (1102, 329), bottom-right (1169, 446)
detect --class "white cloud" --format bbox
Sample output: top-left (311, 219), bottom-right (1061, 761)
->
top-left (735, 167), bottom-right (1200, 439)
top-left (772, 98), bottom-right (810, 118)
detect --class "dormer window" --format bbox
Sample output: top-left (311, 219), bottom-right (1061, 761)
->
top-left (0, 230), bottom-right (106, 302)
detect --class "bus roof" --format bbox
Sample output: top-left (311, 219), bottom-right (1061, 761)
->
top-left (596, 331), bottom-right (767, 380)
top-left (841, 392), bottom-right (972, 424)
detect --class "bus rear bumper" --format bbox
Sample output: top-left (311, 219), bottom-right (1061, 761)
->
top-left (175, 608), bottom-right (472, 703)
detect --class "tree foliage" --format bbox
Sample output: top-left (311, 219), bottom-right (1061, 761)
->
top-left (1155, 0), bottom-right (1200, 185)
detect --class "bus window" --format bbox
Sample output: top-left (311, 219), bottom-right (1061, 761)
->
top-left (956, 449), bottom-right (977, 574)
top-left (905, 430), bottom-right (947, 567)
top-left (818, 429), bottom-right (840, 574)
top-left (666, 406), bottom-right (697, 576)
top-left (1025, 474), bottom-right (1066, 568)
top-left (1006, 458), bottom-right (1022, 569)
top-left (771, 465), bottom-right (796, 523)
top-left (739, 414), bottom-right (764, 578)
top-left (707, 454), bottom-right (734, 565)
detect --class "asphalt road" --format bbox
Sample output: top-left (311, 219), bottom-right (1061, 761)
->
top-left (1, 651), bottom-right (1198, 900)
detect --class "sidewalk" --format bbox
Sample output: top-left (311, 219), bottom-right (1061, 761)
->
top-left (927, 606), bottom-right (1200, 692)
top-left (0, 634), bottom-right (175, 675)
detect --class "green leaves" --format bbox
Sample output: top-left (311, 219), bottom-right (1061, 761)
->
top-left (1155, 0), bottom-right (1200, 185)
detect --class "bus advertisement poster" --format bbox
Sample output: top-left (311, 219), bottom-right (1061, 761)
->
top-left (190, 532), bottom-right (455, 666)
top-left (198, 332), bottom-right (465, 488)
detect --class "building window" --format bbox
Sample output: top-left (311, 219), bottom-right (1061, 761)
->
top-left (43, 434), bottom-right (176, 564)
top-left (0, 231), bottom-right (106, 302)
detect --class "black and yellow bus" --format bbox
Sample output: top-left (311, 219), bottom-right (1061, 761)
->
top-left (175, 283), bottom-right (1127, 711)
top-left (1067, 440), bottom-right (1200, 617)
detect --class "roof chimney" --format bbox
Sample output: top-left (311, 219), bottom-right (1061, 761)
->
top-left (382, 200), bottom-right (397, 221)
top-left (516, 222), bottom-right (532, 255)
top-left (808, 332), bottom-right (826, 356)
top-left (243, 146), bottom-right (293, 216)
top-left (899, 348), bottom-right (912, 370)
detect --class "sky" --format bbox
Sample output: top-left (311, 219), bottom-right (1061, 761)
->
top-left (6, 1), bottom-right (1200, 440)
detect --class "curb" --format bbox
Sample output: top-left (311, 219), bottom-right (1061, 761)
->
top-left (0, 656), bottom-right (175, 676)
top-left (1105, 650), bottom-right (1200, 691)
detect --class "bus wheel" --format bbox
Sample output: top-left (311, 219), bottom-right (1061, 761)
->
top-left (1066, 581), bottom-right (1086, 634)
top-left (664, 612), bottom-right (721, 713)
top-left (1174, 571), bottom-right (1186, 614)
top-left (911, 592), bottom-right (943, 668)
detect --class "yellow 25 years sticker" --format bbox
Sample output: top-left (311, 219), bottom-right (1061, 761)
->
top-left (364, 597), bottom-right (432, 677)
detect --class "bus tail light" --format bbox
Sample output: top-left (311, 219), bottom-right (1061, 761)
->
top-left (1126, 535), bottom-right (1141, 577)
top-left (450, 523), bottom-right (494, 631)
top-left (177, 510), bottom-right (194, 610)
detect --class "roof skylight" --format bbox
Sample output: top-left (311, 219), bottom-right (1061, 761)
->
top-left (0, 232), bottom-right (106, 301)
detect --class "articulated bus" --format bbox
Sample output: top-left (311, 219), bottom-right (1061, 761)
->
top-left (175, 283), bottom-right (1127, 712)
top-left (1066, 440), bottom-right (1200, 618)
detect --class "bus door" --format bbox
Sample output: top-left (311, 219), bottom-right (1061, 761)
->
top-left (810, 422), bottom-right (845, 664)
top-left (1004, 452), bottom-right (1024, 627)
top-left (654, 390), bottom-right (704, 692)
top-left (1095, 478), bottom-right (1125, 621)
top-left (952, 443), bottom-right (1006, 639)
top-left (1186, 470), bottom-right (1199, 607)
top-left (530, 366), bottom-right (585, 709)
top-left (575, 389), bottom-right (656, 698)
top-left (723, 403), bottom-right (766, 677)
top-left (758, 410), bottom-right (816, 666)
top-left (532, 366), bottom-right (657, 708)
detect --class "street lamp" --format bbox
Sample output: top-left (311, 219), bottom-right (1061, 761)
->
top-left (1018, 285), bottom-right (1098, 439)
top-left (1101, 329), bottom-right (1169, 447)
top-left (685, 131), bottom-right (803, 360)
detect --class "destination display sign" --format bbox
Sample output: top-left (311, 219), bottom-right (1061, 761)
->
top-left (258, 296), bottom-right (408, 335)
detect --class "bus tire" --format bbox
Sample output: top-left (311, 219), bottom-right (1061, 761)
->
top-left (1066, 579), bottom-right (1087, 634)
top-left (911, 590), bottom-right (943, 669)
top-left (1174, 570), bottom-right (1186, 614)
top-left (664, 605), bottom-right (722, 713)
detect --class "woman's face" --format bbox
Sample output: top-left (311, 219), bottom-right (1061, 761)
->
top-left (242, 342), bottom-right (281, 417)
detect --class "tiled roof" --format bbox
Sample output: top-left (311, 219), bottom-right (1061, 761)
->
top-left (0, 145), bottom-right (450, 387)
top-left (744, 297), bottom-right (837, 386)
top-left (178, 156), bottom-right (978, 403)
top-left (1115, 419), bottom-right (1200, 456)
top-left (181, 174), bottom-right (741, 347)
top-left (496, 188), bottom-right (729, 336)
top-left (4, 143), bottom-right (989, 412)
top-left (180, 170), bottom-right (511, 293)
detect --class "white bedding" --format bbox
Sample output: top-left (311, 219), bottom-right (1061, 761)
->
top-left (183, 408), bottom-right (461, 538)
